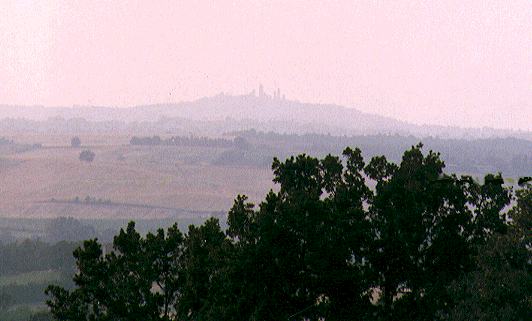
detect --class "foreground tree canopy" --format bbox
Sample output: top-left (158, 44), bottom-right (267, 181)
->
top-left (46, 144), bottom-right (531, 321)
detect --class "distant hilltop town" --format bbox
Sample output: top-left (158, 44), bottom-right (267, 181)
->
top-left (248, 84), bottom-right (286, 101)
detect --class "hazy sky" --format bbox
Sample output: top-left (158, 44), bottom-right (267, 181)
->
top-left (1, 1), bottom-right (530, 130)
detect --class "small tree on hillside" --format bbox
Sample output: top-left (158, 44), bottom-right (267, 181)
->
top-left (71, 136), bottom-right (81, 148)
top-left (79, 150), bottom-right (95, 162)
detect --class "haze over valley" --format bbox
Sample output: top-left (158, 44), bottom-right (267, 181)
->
top-left (0, 1), bottom-right (530, 320)
top-left (0, 91), bottom-right (530, 226)
top-left (2, 90), bottom-right (531, 139)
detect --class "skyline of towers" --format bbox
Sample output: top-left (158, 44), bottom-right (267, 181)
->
top-left (256, 84), bottom-right (284, 100)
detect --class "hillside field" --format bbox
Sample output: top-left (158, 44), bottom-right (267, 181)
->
top-left (0, 133), bottom-right (274, 219)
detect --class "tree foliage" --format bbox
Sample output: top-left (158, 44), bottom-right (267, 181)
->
top-left (442, 183), bottom-right (531, 321)
top-left (46, 222), bottom-right (185, 320)
top-left (46, 144), bottom-right (528, 320)
top-left (71, 137), bottom-right (81, 148)
top-left (79, 150), bottom-right (95, 162)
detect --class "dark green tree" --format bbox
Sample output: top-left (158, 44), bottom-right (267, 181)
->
top-left (45, 145), bottom-right (517, 321)
top-left (224, 149), bottom-right (374, 320)
top-left (364, 144), bottom-right (511, 320)
top-left (442, 183), bottom-right (531, 321)
top-left (177, 218), bottom-right (232, 320)
top-left (46, 222), bottom-right (184, 321)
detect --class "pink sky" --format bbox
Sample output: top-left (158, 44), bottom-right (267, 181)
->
top-left (0, 0), bottom-right (530, 130)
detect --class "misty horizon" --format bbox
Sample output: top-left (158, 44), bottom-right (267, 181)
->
top-left (1, 87), bottom-right (531, 133)
top-left (1, 1), bottom-right (530, 131)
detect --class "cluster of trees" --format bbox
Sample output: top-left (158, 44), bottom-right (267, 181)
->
top-left (45, 144), bottom-right (530, 320)
top-left (66, 195), bottom-right (113, 205)
top-left (44, 217), bottom-right (98, 244)
top-left (0, 239), bottom-right (76, 276)
top-left (0, 136), bottom-right (41, 153)
top-left (0, 239), bottom-right (76, 314)
top-left (232, 129), bottom-right (532, 176)
top-left (212, 148), bottom-right (271, 167)
top-left (130, 135), bottom-right (250, 149)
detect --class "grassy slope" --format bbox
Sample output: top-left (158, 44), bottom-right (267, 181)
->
top-left (0, 134), bottom-right (274, 219)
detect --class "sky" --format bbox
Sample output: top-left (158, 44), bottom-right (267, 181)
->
top-left (0, 0), bottom-right (530, 130)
